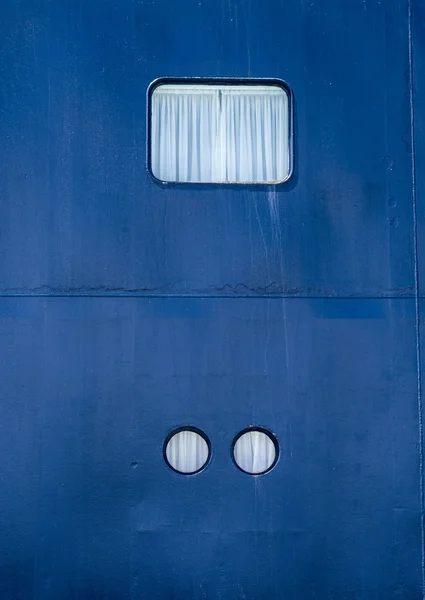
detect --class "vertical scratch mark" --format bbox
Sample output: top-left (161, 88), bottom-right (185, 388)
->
top-left (268, 191), bottom-right (289, 442)
top-left (241, 0), bottom-right (251, 76)
top-left (253, 196), bottom-right (269, 276)
top-left (408, 0), bottom-right (425, 594)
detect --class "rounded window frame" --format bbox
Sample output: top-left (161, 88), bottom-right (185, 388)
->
top-left (231, 426), bottom-right (279, 476)
top-left (163, 426), bottom-right (212, 476)
top-left (147, 76), bottom-right (294, 186)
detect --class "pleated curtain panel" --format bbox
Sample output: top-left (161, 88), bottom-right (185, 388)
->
top-left (151, 84), bottom-right (289, 184)
top-left (166, 430), bottom-right (209, 474)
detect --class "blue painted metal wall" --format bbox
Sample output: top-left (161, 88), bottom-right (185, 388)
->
top-left (0, 1), bottom-right (423, 598)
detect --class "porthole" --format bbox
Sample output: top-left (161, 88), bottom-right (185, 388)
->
top-left (232, 428), bottom-right (278, 475)
top-left (164, 427), bottom-right (210, 475)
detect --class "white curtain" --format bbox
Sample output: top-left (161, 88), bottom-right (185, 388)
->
top-left (166, 430), bottom-right (209, 474)
top-left (151, 85), bottom-right (289, 183)
top-left (233, 430), bottom-right (276, 474)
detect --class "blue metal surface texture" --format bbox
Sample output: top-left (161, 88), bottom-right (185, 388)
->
top-left (0, 0), bottom-right (423, 599)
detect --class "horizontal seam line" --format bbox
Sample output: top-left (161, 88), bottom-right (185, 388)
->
top-left (0, 293), bottom-right (419, 300)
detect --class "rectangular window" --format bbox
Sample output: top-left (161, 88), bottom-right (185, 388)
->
top-left (149, 80), bottom-right (291, 184)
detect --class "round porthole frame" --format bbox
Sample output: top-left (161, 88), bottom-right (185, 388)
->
top-left (163, 426), bottom-right (212, 476)
top-left (231, 426), bottom-right (279, 476)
